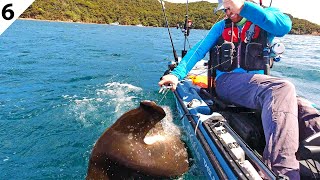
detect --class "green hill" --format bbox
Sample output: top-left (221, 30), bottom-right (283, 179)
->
top-left (21, 0), bottom-right (320, 35)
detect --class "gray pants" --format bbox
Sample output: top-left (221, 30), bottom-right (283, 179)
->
top-left (215, 73), bottom-right (320, 180)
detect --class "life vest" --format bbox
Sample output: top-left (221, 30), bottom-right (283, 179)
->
top-left (211, 18), bottom-right (270, 72)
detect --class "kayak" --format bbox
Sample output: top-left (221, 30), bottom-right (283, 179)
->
top-left (168, 59), bottom-right (320, 179)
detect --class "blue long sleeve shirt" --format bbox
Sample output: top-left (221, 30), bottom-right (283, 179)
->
top-left (171, 2), bottom-right (292, 80)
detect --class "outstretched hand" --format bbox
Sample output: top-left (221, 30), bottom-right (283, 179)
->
top-left (158, 74), bottom-right (179, 91)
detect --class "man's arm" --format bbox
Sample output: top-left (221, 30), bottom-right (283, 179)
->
top-left (171, 20), bottom-right (225, 80)
top-left (240, 1), bottom-right (292, 37)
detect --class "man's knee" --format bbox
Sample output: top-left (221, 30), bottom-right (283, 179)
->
top-left (277, 80), bottom-right (296, 95)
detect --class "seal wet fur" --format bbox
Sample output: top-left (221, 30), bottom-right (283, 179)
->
top-left (87, 100), bottom-right (189, 179)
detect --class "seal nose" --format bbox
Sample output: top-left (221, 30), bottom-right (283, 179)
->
top-left (140, 100), bottom-right (156, 107)
top-left (140, 100), bottom-right (166, 118)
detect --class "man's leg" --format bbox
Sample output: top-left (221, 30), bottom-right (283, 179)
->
top-left (297, 97), bottom-right (320, 142)
top-left (215, 73), bottom-right (300, 179)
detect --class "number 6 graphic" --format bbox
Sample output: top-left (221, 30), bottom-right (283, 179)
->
top-left (2, 4), bottom-right (14, 20)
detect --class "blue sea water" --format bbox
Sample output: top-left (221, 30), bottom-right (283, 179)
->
top-left (0, 19), bottom-right (319, 179)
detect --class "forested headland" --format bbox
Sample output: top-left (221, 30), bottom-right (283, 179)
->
top-left (21, 0), bottom-right (320, 35)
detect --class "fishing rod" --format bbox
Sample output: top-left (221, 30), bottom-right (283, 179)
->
top-left (182, 0), bottom-right (192, 58)
top-left (158, 0), bottom-right (179, 63)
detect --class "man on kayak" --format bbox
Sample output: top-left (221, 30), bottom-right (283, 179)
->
top-left (159, 0), bottom-right (320, 179)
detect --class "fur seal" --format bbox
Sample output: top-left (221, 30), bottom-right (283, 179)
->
top-left (86, 100), bottom-right (189, 179)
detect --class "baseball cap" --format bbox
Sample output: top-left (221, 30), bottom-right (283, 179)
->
top-left (214, 0), bottom-right (224, 13)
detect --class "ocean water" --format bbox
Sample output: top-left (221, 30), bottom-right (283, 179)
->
top-left (0, 19), bottom-right (319, 179)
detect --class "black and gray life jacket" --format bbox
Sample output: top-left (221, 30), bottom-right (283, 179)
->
top-left (211, 18), bottom-right (270, 73)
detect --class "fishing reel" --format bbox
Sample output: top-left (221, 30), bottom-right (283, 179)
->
top-left (177, 19), bottom-right (193, 58)
top-left (176, 19), bottom-right (192, 37)
top-left (270, 39), bottom-right (285, 62)
top-left (168, 60), bottom-right (178, 71)
top-left (161, 60), bottom-right (178, 78)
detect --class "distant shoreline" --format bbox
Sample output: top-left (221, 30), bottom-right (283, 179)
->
top-left (18, 18), bottom-right (104, 25)
top-left (18, 18), bottom-right (151, 28)
top-left (18, 18), bottom-right (319, 36)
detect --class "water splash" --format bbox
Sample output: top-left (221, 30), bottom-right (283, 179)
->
top-left (96, 82), bottom-right (143, 117)
top-left (144, 105), bottom-right (182, 145)
top-left (64, 82), bottom-right (143, 127)
top-left (161, 105), bottom-right (181, 136)
top-left (67, 97), bottom-right (98, 127)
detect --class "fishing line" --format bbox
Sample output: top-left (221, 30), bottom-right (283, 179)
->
top-left (158, 88), bottom-right (171, 105)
